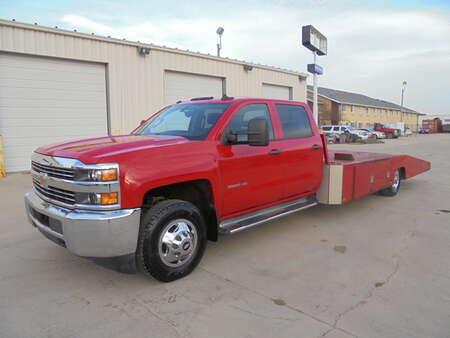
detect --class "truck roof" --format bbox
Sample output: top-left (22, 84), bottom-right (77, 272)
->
top-left (176, 96), bottom-right (305, 105)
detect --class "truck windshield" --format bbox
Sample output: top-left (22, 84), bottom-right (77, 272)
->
top-left (135, 103), bottom-right (230, 140)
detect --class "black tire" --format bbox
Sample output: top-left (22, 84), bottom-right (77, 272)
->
top-left (136, 199), bottom-right (207, 282)
top-left (378, 169), bottom-right (401, 197)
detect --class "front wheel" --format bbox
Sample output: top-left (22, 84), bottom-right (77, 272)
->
top-left (378, 169), bottom-right (401, 196)
top-left (136, 199), bottom-right (207, 282)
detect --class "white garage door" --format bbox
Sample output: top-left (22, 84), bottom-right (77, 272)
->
top-left (0, 53), bottom-right (108, 172)
top-left (164, 71), bottom-right (224, 105)
top-left (262, 83), bottom-right (292, 100)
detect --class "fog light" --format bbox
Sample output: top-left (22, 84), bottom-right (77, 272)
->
top-left (100, 192), bottom-right (119, 205)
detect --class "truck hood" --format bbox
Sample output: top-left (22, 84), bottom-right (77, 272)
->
top-left (35, 134), bottom-right (189, 163)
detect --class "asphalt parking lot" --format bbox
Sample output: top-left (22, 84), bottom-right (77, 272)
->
top-left (1, 133), bottom-right (449, 338)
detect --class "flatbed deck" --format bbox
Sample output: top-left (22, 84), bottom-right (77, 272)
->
top-left (317, 150), bottom-right (431, 204)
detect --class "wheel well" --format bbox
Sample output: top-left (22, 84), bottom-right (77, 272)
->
top-left (142, 180), bottom-right (218, 241)
top-left (399, 167), bottom-right (406, 179)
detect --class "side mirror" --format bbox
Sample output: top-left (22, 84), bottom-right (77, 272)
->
top-left (140, 120), bottom-right (146, 125)
top-left (225, 118), bottom-right (269, 146)
top-left (248, 118), bottom-right (269, 146)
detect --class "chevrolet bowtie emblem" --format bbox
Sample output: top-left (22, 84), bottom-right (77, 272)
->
top-left (39, 174), bottom-right (49, 186)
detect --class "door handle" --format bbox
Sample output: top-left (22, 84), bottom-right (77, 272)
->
top-left (311, 144), bottom-right (322, 150)
top-left (268, 149), bottom-right (283, 155)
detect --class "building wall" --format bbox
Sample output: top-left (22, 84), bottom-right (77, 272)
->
top-left (308, 90), bottom-right (421, 131)
top-left (340, 104), bottom-right (419, 131)
top-left (307, 95), bottom-right (339, 125)
top-left (0, 20), bottom-right (307, 135)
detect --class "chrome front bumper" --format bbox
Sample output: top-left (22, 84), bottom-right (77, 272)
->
top-left (25, 189), bottom-right (141, 258)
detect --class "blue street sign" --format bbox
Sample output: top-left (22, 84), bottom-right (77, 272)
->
top-left (307, 63), bottom-right (323, 75)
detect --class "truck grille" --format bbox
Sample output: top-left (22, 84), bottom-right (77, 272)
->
top-left (31, 161), bottom-right (75, 180)
top-left (33, 178), bottom-right (76, 205)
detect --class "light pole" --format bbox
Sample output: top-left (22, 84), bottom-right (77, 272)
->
top-left (302, 25), bottom-right (327, 124)
top-left (216, 27), bottom-right (224, 57)
top-left (400, 80), bottom-right (407, 122)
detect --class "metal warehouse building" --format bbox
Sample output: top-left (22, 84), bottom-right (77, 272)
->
top-left (0, 19), bottom-right (307, 172)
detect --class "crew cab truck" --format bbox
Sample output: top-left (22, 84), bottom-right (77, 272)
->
top-left (25, 97), bottom-right (430, 282)
top-left (374, 123), bottom-right (400, 139)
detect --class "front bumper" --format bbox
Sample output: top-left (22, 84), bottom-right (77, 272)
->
top-left (25, 189), bottom-right (141, 258)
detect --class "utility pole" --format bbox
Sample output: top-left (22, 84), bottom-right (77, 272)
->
top-left (400, 80), bottom-right (407, 121)
top-left (400, 81), bottom-right (407, 134)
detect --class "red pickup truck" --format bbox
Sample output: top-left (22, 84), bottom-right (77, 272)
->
top-left (25, 97), bottom-right (430, 282)
top-left (374, 123), bottom-right (400, 139)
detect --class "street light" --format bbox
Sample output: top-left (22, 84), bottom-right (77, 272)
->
top-left (216, 26), bottom-right (224, 57)
top-left (302, 25), bottom-right (327, 124)
top-left (400, 80), bottom-right (407, 124)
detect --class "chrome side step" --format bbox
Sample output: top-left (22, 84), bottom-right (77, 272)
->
top-left (219, 195), bottom-right (318, 234)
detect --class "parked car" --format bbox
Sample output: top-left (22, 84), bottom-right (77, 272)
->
top-left (419, 127), bottom-right (432, 134)
top-left (321, 125), bottom-right (370, 141)
top-left (374, 123), bottom-right (400, 139)
top-left (358, 128), bottom-right (386, 139)
top-left (25, 97), bottom-right (431, 282)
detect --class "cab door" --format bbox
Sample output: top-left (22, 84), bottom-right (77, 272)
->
top-left (216, 103), bottom-right (284, 216)
top-left (272, 103), bottom-right (324, 199)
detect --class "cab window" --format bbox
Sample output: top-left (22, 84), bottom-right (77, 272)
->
top-left (276, 104), bottom-right (313, 138)
top-left (228, 104), bottom-right (274, 142)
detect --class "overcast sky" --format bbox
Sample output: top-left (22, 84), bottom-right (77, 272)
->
top-left (2, 0), bottom-right (449, 114)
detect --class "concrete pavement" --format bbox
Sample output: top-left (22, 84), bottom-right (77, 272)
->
top-left (1, 134), bottom-right (449, 338)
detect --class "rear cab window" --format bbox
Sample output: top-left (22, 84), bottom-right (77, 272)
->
top-left (275, 104), bottom-right (313, 139)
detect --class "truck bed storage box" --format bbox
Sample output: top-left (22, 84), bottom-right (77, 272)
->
top-left (317, 151), bottom-right (430, 205)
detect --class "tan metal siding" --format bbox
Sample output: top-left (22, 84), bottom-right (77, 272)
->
top-left (0, 20), bottom-right (307, 136)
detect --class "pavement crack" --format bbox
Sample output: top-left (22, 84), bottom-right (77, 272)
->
top-left (199, 267), bottom-right (358, 338)
top-left (130, 298), bottom-right (186, 338)
top-left (332, 259), bottom-right (400, 331)
top-left (230, 304), bottom-right (297, 322)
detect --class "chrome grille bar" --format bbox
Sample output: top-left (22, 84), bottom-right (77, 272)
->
top-left (33, 179), bottom-right (76, 205)
top-left (31, 161), bottom-right (75, 179)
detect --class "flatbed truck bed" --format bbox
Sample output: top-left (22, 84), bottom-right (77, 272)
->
top-left (318, 149), bottom-right (430, 204)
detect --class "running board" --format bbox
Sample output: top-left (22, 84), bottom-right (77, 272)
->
top-left (219, 195), bottom-right (318, 234)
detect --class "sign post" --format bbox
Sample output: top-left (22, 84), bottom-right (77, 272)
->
top-left (302, 25), bottom-right (327, 124)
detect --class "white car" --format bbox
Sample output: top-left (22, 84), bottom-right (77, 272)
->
top-left (358, 128), bottom-right (386, 139)
top-left (322, 125), bottom-right (370, 140)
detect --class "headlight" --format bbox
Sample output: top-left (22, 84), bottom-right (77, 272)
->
top-left (75, 192), bottom-right (119, 205)
top-left (72, 163), bottom-right (120, 207)
top-left (74, 167), bottom-right (118, 182)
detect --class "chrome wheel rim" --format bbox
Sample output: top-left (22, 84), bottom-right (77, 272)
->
top-left (392, 170), bottom-right (400, 191)
top-left (158, 219), bottom-right (198, 268)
